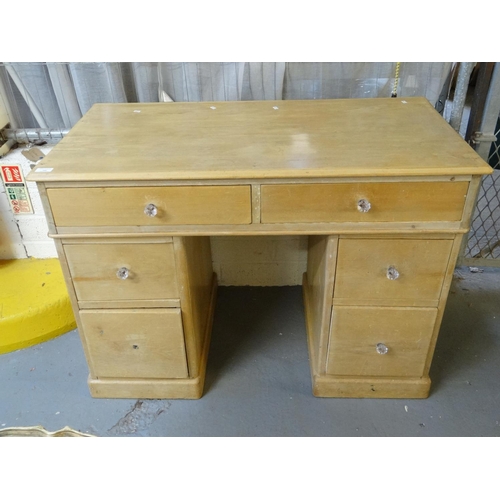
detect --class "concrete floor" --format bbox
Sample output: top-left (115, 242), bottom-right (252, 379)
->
top-left (1, 266), bottom-right (499, 437)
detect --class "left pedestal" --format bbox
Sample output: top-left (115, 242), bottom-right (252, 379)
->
top-left (53, 235), bottom-right (216, 399)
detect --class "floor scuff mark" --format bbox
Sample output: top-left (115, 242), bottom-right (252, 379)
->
top-left (108, 400), bottom-right (171, 435)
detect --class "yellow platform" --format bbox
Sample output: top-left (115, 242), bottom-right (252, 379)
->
top-left (0, 258), bottom-right (76, 354)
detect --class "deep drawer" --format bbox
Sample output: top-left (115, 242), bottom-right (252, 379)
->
top-left (64, 242), bottom-right (178, 301)
top-left (326, 305), bottom-right (437, 377)
top-left (260, 181), bottom-right (468, 223)
top-left (48, 185), bottom-right (252, 226)
top-left (80, 308), bottom-right (188, 379)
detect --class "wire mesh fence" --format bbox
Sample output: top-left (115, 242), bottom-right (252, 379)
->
top-left (464, 113), bottom-right (500, 263)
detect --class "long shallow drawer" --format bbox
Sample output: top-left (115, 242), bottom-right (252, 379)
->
top-left (334, 238), bottom-right (453, 305)
top-left (64, 243), bottom-right (178, 301)
top-left (47, 185), bottom-right (252, 226)
top-left (80, 308), bottom-right (188, 379)
top-left (327, 306), bottom-right (437, 377)
top-left (261, 182), bottom-right (468, 223)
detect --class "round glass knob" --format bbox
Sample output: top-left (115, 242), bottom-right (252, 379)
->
top-left (387, 266), bottom-right (400, 280)
top-left (376, 343), bottom-right (389, 355)
top-left (116, 267), bottom-right (129, 280)
top-left (357, 199), bottom-right (371, 213)
top-left (144, 203), bottom-right (158, 217)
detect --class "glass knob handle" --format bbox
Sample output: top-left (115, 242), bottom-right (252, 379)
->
top-left (387, 266), bottom-right (400, 280)
top-left (144, 203), bottom-right (158, 217)
top-left (357, 199), bottom-right (371, 213)
top-left (116, 267), bottom-right (129, 280)
top-left (376, 343), bottom-right (389, 355)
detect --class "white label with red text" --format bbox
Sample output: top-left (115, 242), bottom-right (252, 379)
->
top-left (1, 164), bottom-right (34, 214)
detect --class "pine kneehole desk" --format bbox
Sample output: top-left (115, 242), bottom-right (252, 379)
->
top-left (27, 98), bottom-right (493, 399)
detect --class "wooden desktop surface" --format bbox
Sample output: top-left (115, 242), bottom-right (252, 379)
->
top-left (29, 97), bottom-right (492, 183)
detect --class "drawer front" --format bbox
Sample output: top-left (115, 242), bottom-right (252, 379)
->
top-left (80, 308), bottom-right (188, 379)
top-left (261, 182), bottom-right (468, 223)
top-left (334, 238), bottom-right (453, 304)
top-left (327, 306), bottom-right (437, 377)
top-left (64, 243), bottom-right (178, 301)
top-left (48, 185), bottom-right (252, 226)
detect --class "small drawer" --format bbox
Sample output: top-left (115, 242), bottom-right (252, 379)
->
top-left (334, 238), bottom-right (453, 305)
top-left (326, 306), bottom-right (437, 377)
top-left (64, 243), bottom-right (178, 301)
top-left (47, 185), bottom-right (252, 226)
top-left (260, 181), bottom-right (468, 223)
top-left (80, 308), bottom-right (188, 379)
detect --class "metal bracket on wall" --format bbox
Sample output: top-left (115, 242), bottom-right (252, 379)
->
top-left (471, 132), bottom-right (497, 144)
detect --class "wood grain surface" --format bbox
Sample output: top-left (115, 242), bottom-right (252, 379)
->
top-left (28, 98), bottom-right (492, 182)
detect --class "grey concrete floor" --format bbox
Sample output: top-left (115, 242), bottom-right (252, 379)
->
top-left (1, 266), bottom-right (499, 437)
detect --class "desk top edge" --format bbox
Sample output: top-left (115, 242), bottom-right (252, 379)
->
top-left (27, 97), bottom-right (494, 183)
